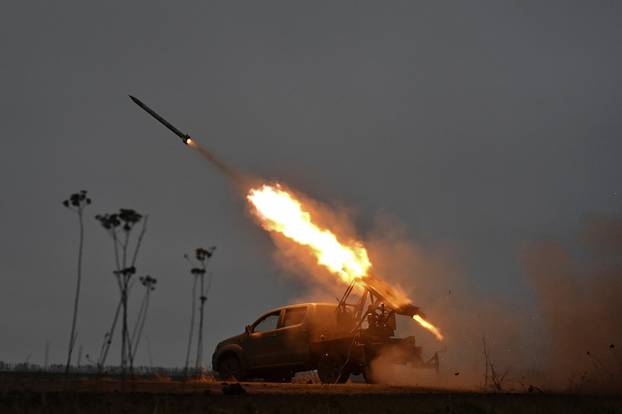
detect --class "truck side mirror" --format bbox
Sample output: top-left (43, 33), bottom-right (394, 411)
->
top-left (245, 325), bottom-right (252, 335)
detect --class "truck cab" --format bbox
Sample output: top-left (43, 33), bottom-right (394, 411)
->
top-left (212, 303), bottom-right (353, 381)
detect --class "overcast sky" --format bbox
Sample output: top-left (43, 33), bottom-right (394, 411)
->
top-left (1, 1), bottom-right (620, 368)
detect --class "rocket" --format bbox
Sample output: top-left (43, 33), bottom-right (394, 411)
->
top-left (129, 95), bottom-right (192, 145)
top-left (129, 94), bottom-right (247, 186)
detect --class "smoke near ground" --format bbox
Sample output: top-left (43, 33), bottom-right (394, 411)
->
top-left (366, 214), bottom-right (536, 390)
top-left (365, 211), bottom-right (622, 392)
top-left (522, 211), bottom-right (622, 392)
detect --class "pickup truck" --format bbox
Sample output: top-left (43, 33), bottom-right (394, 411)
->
top-left (211, 302), bottom-right (437, 383)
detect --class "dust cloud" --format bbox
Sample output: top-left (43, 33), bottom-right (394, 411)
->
top-left (521, 211), bottom-right (622, 392)
top-left (365, 213), bottom-right (535, 390)
top-left (367, 212), bottom-right (622, 392)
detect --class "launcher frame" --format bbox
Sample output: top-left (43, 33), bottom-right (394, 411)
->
top-left (335, 278), bottom-right (422, 338)
top-left (325, 277), bottom-right (439, 378)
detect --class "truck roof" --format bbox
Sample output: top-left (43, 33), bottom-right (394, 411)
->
top-left (262, 302), bottom-right (338, 314)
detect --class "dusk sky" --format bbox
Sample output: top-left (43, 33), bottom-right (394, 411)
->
top-left (1, 1), bottom-right (620, 368)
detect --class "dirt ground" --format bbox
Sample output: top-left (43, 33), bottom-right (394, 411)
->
top-left (1, 376), bottom-right (621, 414)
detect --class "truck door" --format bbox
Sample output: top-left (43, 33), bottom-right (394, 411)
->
top-left (244, 310), bottom-right (283, 368)
top-left (277, 306), bottom-right (310, 366)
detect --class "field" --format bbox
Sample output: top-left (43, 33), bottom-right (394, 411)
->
top-left (1, 373), bottom-right (621, 414)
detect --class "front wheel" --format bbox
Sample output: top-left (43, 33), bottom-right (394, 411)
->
top-left (218, 355), bottom-right (243, 381)
top-left (317, 354), bottom-right (350, 384)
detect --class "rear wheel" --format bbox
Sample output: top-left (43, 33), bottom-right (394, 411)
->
top-left (218, 355), bottom-right (242, 381)
top-left (317, 354), bottom-right (350, 384)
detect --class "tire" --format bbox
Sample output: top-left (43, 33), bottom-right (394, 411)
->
top-left (317, 354), bottom-right (350, 384)
top-left (218, 354), bottom-right (243, 381)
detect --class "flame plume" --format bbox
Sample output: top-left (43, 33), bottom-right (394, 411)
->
top-left (247, 184), bottom-right (371, 284)
top-left (247, 183), bottom-right (443, 341)
top-left (413, 315), bottom-right (444, 341)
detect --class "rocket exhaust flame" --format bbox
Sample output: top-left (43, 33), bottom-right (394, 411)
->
top-left (130, 95), bottom-right (443, 340)
top-left (413, 315), bottom-right (444, 341)
top-left (247, 184), bottom-right (443, 341)
top-left (247, 184), bottom-right (371, 284)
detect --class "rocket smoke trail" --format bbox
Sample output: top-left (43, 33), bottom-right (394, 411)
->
top-left (187, 140), bottom-right (249, 188)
